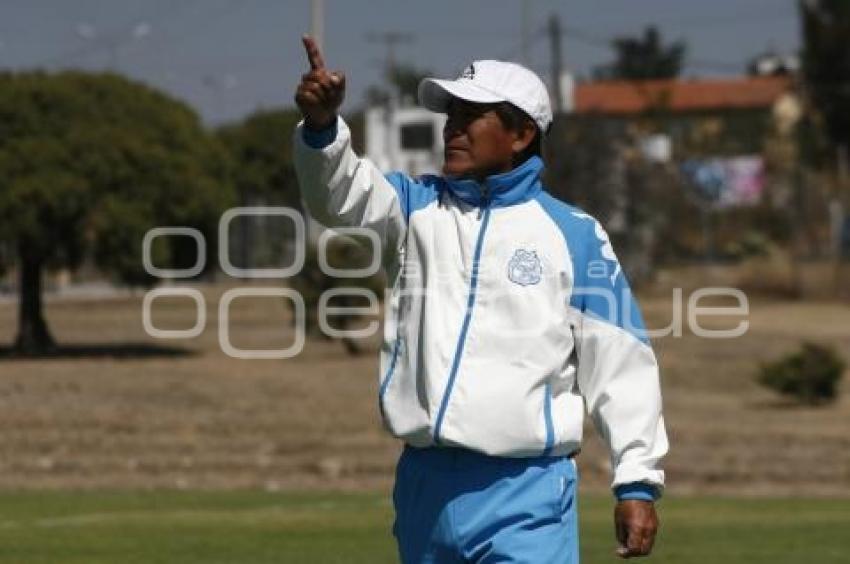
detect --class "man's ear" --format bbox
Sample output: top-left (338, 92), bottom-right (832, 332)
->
top-left (511, 119), bottom-right (537, 154)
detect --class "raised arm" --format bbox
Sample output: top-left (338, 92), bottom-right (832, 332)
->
top-left (292, 36), bottom-right (408, 253)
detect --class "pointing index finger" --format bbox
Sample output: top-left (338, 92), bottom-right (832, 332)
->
top-left (302, 35), bottom-right (325, 71)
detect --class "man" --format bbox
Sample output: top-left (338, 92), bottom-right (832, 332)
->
top-left (293, 36), bottom-right (668, 563)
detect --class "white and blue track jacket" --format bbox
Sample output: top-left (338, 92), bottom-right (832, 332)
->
top-left (294, 117), bottom-right (668, 497)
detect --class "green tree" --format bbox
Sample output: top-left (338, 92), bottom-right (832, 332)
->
top-left (217, 109), bottom-right (384, 355)
top-left (216, 109), bottom-right (303, 208)
top-left (0, 71), bottom-right (233, 354)
top-left (216, 109), bottom-right (304, 270)
top-left (595, 25), bottom-right (686, 80)
top-left (800, 0), bottom-right (850, 151)
top-left (289, 238), bottom-right (386, 356)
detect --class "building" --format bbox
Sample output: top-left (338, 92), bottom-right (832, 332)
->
top-left (568, 75), bottom-right (800, 159)
top-left (548, 75), bottom-right (803, 269)
top-left (365, 105), bottom-right (446, 176)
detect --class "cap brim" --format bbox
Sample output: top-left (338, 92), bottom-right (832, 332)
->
top-left (417, 78), bottom-right (505, 113)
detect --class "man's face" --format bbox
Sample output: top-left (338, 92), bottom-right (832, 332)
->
top-left (442, 99), bottom-right (520, 180)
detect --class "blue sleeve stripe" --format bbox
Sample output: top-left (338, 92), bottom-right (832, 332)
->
top-left (384, 172), bottom-right (441, 224)
top-left (533, 192), bottom-right (649, 345)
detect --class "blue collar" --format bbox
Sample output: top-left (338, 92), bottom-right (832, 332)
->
top-left (444, 156), bottom-right (544, 208)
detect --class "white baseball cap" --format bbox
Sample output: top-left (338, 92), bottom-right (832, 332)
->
top-left (418, 60), bottom-right (553, 133)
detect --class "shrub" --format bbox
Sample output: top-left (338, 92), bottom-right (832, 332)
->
top-left (758, 342), bottom-right (846, 405)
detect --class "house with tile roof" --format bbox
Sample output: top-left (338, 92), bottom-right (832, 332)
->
top-left (564, 75), bottom-right (800, 158)
top-left (545, 75), bottom-right (804, 270)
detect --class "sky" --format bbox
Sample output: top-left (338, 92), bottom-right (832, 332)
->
top-left (0, 0), bottom-right (801, 125)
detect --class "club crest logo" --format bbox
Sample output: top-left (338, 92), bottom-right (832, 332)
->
top-left (460, 63), bottom-right (475, 80)
top-left (507, 249), bottom-right (542, 286)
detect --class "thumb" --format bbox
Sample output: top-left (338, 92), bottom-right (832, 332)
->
top-left (329, 71), bottom-right (344, 86)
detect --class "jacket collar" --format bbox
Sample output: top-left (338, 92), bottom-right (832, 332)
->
top-left (444, 156), bottom-right (544, 208)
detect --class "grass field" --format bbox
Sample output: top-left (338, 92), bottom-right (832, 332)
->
top-left (0, 491), bottom-right (846, 563)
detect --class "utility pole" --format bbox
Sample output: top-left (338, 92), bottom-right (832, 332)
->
top-left (366, 31), bottom-right (414, 98)
top-left (366, 31), bottom-right (413, 174)
top-left (310, 0), bottom-right (324, 49)
top-left (548, 13), bottom-right (563, 114)
top-left (302, 0), bottom-right (326, 248)
top-left (521, 0), bottom-right (532, 65)
top-left (836, 145), bottom-right (849, 295)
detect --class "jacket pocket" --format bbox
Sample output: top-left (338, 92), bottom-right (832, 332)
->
top-left (549, 458), bottom-right (577, 518)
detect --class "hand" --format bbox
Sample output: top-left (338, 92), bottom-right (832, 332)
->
top-left (294, 35), bottom-right (346, 131)
top-left (614, 500), bottom-right (658, 558)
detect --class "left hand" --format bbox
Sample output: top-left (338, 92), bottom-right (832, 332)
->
top-left (614, 500), bottom-right (659, 558)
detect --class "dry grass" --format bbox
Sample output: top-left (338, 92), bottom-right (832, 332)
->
top-left (0, 281), bottom-right (848, 496)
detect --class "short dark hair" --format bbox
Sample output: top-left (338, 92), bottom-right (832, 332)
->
top-left (491, 102), bottom-right (542, 166)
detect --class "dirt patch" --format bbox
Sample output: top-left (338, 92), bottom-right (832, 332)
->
top-left (0, 283), bottom-right (848, 496)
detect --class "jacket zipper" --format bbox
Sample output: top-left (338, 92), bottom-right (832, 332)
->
top-left (433, 187), bottom-right (491, 444)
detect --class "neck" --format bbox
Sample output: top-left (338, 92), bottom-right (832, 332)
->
top-left (447, 161), bottom-right (515, 184)
top-left (443, 156), bottom-right (544, 209)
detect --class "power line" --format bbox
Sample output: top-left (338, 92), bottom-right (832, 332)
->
top-left (561, 26), bottom-right (612, 50)
top-left (365, 31), bottom-right (415, 78)
top-left (116, 0), bottom-right (247, 67)
top-left (497, 22), bottom-right (548, 62)
top-left (661, 5), bottom-right (797, 30)
top-left (32, 0), bottom-right (231, 70)
top-left (554, 25), bottom-right (759, 76)
top-left (687, 59), bottom-right (748, 73)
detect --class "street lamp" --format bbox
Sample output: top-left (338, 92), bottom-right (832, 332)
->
top-left (74, 21), bottom-right (152, 70)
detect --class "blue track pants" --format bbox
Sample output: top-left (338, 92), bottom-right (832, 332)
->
top-left (392, 445), bottom-right (579, 563)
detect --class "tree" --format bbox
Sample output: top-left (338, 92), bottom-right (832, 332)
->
top-left (217, 109), bottom-right (385, 355)
top-left (216, 109), bottom-right (304, 270)
top-left (595, 26), bottom-right (686, 80)
top-left (0, 71), bottom-right (234, 354)
top-left (216, 109), bottom-right (303, 209)
top-left (800, 0), bottom-right (850, 151)
top-left (289, 237), bottom-right (386, 356)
